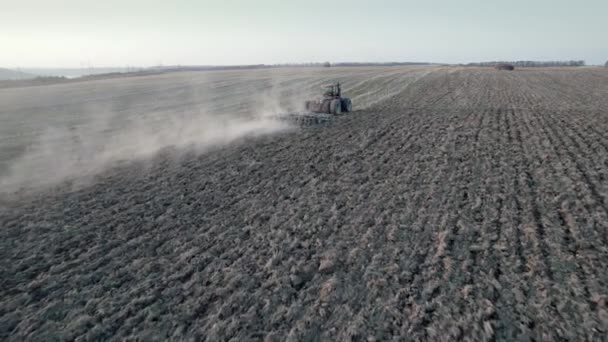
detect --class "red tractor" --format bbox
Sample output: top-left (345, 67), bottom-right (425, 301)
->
top-left (304, 83), bottom-right (353, 114)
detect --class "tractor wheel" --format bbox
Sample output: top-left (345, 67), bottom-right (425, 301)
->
top-left (331, 99), bottom-right (342, 114)
top-left (341, 98), bottom-right (352, 112)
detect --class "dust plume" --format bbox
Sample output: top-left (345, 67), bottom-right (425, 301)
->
top-left (0, 83), bottom-right (293, 194)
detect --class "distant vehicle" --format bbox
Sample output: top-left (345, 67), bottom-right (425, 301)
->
top-left (304, 83), bottom-right (353, 114)
top-left (495, 63), bottom-right (515, 71)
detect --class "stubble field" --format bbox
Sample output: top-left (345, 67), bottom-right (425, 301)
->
top-left (1, 66), bottom-right (608, 341)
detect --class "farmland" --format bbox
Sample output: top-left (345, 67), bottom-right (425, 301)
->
top-left (1, 66), bottom-right (608, 341)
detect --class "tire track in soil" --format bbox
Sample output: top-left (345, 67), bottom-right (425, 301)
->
top-left (363, 109), bottom-right (479, 339)
top-left (545, 112), bottom-right (608, 213)
top-left (454, 103), bottom-right (513, 341)
top-left (428, 106), bottom-right (495, 340)
top-left (517, 108), bottom-right (555, 282)
top-left (398, 131), bottom-right (465, 338)
top-left (515, 107), bottom-right (572, 340)
top-left (283, 110), bottom-right (426, 339)
top-left (348, 104), bottom-right (448, 333)
top-left (561, 110), bottom-right (608, 157)
top-left (539, 110), bottom-right (608, 245)
top-left (333, 106), bottom-right (474, 339)
top-left (501, 105), bottom-right (528, 277)
top-left (397, 105), bottom-right (486, 340)
top-left (488, 107), bottom-right (516, 341)
top-left (517, 107), bottom-right (591, 339)
top-left (333, 105), bottom-right (474, 340)
top-left (520, 105), bottom-right (607, 339)
top-left (465, 106), bottom-right (510, 341)
top-left (542, 113), bottom-right (608, 236)
top-left (503, 107), bottom-right (539, 339)
top-left (531, 108), bottom-right (608, 301)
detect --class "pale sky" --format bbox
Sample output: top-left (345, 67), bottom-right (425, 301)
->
top-left (1, 0), bottom-right (607, 68)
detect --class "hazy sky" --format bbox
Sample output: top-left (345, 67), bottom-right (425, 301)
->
top-left (2, 0), bottom-right (607, 67)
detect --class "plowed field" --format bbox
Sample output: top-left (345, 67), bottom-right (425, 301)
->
top-left (1, 67), bottom-right (608, 341)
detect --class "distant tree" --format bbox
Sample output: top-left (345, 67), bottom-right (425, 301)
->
top-left (323, 61), bottom-right (331, 68)
top-left (466, 60), bottom-right (585, 68)
top-left (605, 60), bottom-right (608, 67)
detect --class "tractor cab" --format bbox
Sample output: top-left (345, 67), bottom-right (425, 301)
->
top-left (323, 83), bottom-right (341, 98)
top-left (303, 82), bottom-right (351, 115)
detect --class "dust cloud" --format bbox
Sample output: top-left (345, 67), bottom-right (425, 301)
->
top-left (0, 85), bottom-right (293, 194)
top-left (0, 66), bottom-right (436, 194)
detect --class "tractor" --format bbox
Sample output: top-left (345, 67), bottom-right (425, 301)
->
top-left (304, 83), bottom-right (353, 114)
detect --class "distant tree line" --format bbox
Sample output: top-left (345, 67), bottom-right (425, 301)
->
top-left (0, 76), bottom-right (70, 89)
top-left (465, 60), bottom-right (585, 67)
top-left (149, 64), bottom-right (269, 72)
top-left (272, 62), bottom-right (431, 68)
top-left (335, 62), bottom-right (432, 67)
